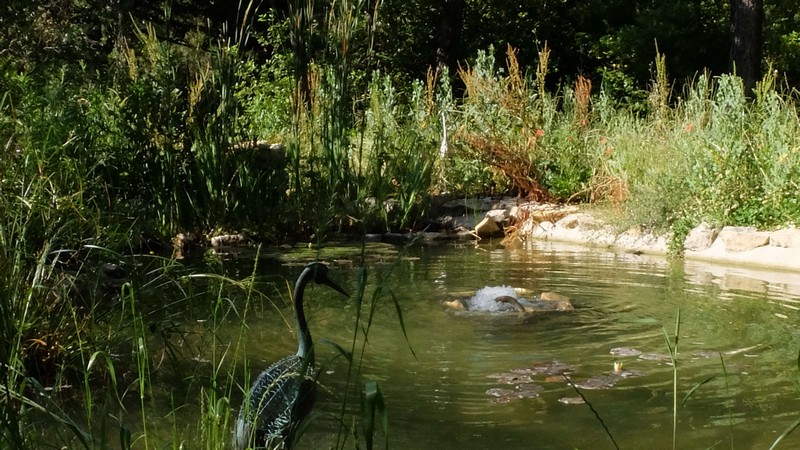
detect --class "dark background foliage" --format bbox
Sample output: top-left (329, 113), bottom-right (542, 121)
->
top-left (2, 1), bottom-right (797, 92)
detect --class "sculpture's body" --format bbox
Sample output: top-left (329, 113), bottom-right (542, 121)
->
top-left (235, 263), bottom-right (347, 449)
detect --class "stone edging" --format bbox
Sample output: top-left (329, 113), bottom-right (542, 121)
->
top-left (438, 197), bottom-right (800, 273)
top-left (521, 212), bottom-right (800, 272)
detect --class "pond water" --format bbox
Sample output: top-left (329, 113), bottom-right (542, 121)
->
top-left (216, 241), bottom-right (800, 449)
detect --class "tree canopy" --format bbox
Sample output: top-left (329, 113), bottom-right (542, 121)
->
top-left (2, 0), bottom-right (798, 92)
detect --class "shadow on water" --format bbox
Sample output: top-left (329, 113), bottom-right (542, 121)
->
top-left (151, 240), bottom-right (800, 449)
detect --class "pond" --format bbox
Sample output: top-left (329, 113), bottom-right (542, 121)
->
top-left (204, 240), bottom-right (800, 449)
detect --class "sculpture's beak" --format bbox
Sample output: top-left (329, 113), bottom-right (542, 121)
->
top-left (325, 277), bottom-right (349, 297)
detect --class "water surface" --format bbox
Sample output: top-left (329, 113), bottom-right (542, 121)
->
top-left (230, 241), bottom-right (800, 449)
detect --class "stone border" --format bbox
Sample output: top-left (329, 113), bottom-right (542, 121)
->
top-left (437, 197), bottom-right (800, 273)
top-left (521, 212), bottom-right (800, 273)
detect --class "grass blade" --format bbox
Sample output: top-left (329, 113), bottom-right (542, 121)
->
top-left (681, 375), bottom-right (717, 406)
top-left (385, 287), bottom-right (416, 359)
top-left (564, 376), bottom-right (620, 450)
top-left (361, 381), bottom-right (388, 450)
top-left (769, 416), bottom-right (800, 450)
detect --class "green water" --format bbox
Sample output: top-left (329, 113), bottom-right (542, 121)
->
top-left (219, 241), bottom-right (800, 449)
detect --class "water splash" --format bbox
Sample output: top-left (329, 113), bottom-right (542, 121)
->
top-left (467, 286), bottom-right (519, 312)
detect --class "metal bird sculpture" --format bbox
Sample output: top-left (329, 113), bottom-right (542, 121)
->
top-left (235, 262), bottom-right (348, 449)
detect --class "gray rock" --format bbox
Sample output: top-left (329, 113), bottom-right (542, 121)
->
top-left (718, 226), bottom-right (770, 252)
top-left (770, 228), bottom-right (800, 248)
top-left (483, 196), bottom-right (519, 211)
top-left (684, 222), bottom-right (720, 251)
top-left (474, 217), bottom-right (503, 237)
top-left (485, 208), bottom-right (509, 223)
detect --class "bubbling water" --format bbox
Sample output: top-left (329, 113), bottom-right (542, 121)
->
top-left (467, 286), bottom-right (519, 312)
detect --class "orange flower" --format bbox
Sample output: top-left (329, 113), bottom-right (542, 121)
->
top-left (685, 123), bottom-right (694, 132)
top-left (536, 129), bottom-right (545, 137)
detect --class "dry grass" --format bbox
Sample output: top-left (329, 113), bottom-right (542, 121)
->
top-left (574, 75), bottom-right (591, 126)
top-left (589, 173), bottom-right (629, 205)
top-left (456, 132), bottom-right (550, 201)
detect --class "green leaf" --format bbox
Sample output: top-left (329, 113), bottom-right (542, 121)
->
top-left (769, 416), bottom-right (800, 450)
top-left (361, 381), bottom-right (388, 450)
top-left (386, 287), bottom-right (416, 358)
top-left (681, 375), bottom-right (717, 406)
top-left (319, 338), bottom-right (353, 363)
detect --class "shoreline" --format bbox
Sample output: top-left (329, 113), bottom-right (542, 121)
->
top-left (432, 196), bottom-right (799, 274)
top-left (519, 210), bottom-right (800, 273)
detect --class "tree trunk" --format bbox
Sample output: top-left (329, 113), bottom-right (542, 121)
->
top-left (729, 0), bottom-right (763, 94)
top-left (435, 0), bottom-right (465, 76)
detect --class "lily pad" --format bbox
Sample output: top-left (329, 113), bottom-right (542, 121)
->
top-left (486, 388), bottom-right (518, 404)
top-left (574, 373), bottom-right (618, 390)
top-left (610, 347), bottom-right (642, 357)
top-left (487, 372), bottom-right (534, 385)
top-left (527, 360), bottom-right (576, 376)
top-left (573, 366), bottom-right (645, 390)
top-left (516, 383), bottom-right (544, 398)
top-left (486, 384), bottom-right (543, 403)
top-left (638, 353), bottom-right (671, 362)
top-left (558, 397), bottom-right (586, 405)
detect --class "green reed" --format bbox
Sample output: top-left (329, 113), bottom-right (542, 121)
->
top-left (661, 309), bottom-right (681, 450)
top-left (329, 247), bottom-right (412, 450)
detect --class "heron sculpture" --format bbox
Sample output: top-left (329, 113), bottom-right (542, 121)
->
top-left (234, 262), bottom-right (348, 449)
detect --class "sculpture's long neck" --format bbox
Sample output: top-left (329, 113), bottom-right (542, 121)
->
top-left (294, 269), bottom-right (314, 364)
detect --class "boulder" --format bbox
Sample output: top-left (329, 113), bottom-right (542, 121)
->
top-left (474, 216), bottom-right (502, 237)
top-left (770, 228), bottom-right (800, 248)
top-left (486, 208), bottom-right (509, 223)
top-left (527, 220), bottom-right (554, 239)
top-left (718, 226), bottom-right (770, 252)
top-left (684, 222), bottom-right (720, 251)
top-left (538, 291), bottom-right (575, 312)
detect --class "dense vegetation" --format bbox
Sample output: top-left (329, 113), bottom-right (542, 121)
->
top-left (2, 0), bottom-right (800, 448)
